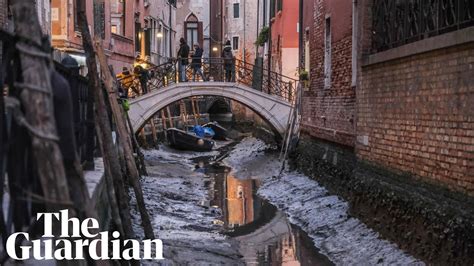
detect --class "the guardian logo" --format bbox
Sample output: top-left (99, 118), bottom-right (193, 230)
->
top-left (6, 210), bottom-right (163, 260)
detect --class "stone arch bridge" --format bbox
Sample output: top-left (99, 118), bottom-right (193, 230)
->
top-left (125, 58), bottom-right (297, 137)
top-left (129, 82), bottom-right (293, 136)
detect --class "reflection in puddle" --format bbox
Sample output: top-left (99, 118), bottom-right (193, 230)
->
top-left (198, 161), bottom-right (334, 266)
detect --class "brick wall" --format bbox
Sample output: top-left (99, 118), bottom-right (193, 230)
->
top-left (355, 0), bottom-right (474, 195)
top-left (357, 42), bottom-right (474, 195)
top-left (302, 0), bottom-right (356, 147)
top-left (0, 0), bottom-right (5, 28)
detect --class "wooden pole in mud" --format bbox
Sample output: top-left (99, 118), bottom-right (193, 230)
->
top-left (150, 118), bottom-right (158, 146)
top-left (161, 111), bottom-right (168, 130)
top-left (76, 0), bottom-right (134, 243)
top-left (11, 0), bottom-right (73, 218)
top-left (126, 113), bottom-right (148, 177)
top-left (191, 97), bottom-right (199, 125)
top-left (166, 106), bottom-right (173, 128)
top-left (94, 39), bottom-right (155, 240)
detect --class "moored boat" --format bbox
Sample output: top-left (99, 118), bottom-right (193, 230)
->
top-left (166, 128), bottom-right (215, 152)
top-left (203, 122), bottom-right (228, 140)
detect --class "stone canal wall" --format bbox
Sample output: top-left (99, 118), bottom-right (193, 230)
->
top-left (290, 134), bottom-right (474, 265)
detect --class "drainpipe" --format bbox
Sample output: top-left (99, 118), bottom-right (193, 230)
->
top-left (267, 2), bottom-right (272, 90)
top-left (169, 1), bottom-right (173, 59)
top-left (351, 0), bottom-right (357, 87)
top-left (298, 0), bottom-right (303, 69)
top-left (243, 0), bottom-right (246, 64)
top-left (255, 0), bottom-right (260, 58)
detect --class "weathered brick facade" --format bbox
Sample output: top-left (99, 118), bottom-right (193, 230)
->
top-left (357, 42), bottom-right (474, 195)
top-left (302, 0), bottom-right (356, 147)
top-left (356, 0), bottom-right (474, 195)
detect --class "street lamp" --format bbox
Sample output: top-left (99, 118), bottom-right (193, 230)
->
top-left (212, 47), bottom-right (218, 52)
top-left (156, 32), bottom-right (163, 38)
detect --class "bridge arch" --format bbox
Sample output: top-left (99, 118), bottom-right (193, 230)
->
top-left (128, 82), bottom-right (293, 137)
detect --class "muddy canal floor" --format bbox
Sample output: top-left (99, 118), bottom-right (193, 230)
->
top-left (130, 138), bottom-right (420, 265)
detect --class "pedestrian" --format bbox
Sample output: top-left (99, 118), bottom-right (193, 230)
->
top-left (116, 67), bottom-right (134, 97)
top-left (222, 40), bottom-right (234, 82)
top-left (177, 37), bottom-right (190, 82)
top-left (134, 65), bottom-right (150, 94)
top-left (191, 43), bottom-right (205, 82)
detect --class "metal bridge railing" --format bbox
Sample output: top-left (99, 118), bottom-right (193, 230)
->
top-left (118, 58), bottom-right (298, 103)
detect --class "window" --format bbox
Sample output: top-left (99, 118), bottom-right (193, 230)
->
top-left (111, 0), bottom-right (126, 35)
top-left (163, 28), bottom-right (169, 58)
top-left (324, 17), bottom-right (332, 89)
top-left (270, 0), bottom-right (275, 18)
top-left (304, 29), bottom-right (310, 73)
top-left (233, 3), bottom-right (240, 18)
top-left (186, 22), bottom-right (198, 48)
top-left (168, 0), bottom-right (176, 7)
top-left (185, 13), bottom-right (202, 49)
top-left (135, 22), bottom-right (141, 52)
top-left (277, 0), bottom-right (283, 12)
top-left (232, 36), bottom-right (239, 50)
top-left (93, 0), bottom-right (105, 39)
top-left (74, 0), bottom-right (80, 30)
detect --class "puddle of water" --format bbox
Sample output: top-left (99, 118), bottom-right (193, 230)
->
top-left (195, 159), bottom-right (334, 266)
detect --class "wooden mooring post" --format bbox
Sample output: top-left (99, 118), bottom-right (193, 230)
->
top-left (94, 39), bottom-right (155, 240)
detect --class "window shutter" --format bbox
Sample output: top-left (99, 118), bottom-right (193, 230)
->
top-left (135, 22), bottom-right (141, 52)
top-left (270, 0), bottom-right (276, 18)
top-left (277, 0), bottom-right (282, 11)
top-left (184, 21), bottom-right (188, 43)
top-left (198, 22), bottom-right (203, 48)
top-left (145, 28), bottom-right (151, 56)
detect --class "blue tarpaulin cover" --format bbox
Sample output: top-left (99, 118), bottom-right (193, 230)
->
top-left (192, 125), bottom-right (215, 138)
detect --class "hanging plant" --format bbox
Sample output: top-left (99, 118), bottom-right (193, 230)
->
top-left (255, 26), bottom-right (270, 47)
top-left (299, 70), bottom-right (309, 81)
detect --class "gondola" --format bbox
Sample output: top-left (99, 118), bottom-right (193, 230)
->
top-left (166, 128), bottom-right (215, 152)
top-left (203, 122), bottom-right (228, 140)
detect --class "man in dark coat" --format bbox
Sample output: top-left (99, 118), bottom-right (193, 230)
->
top-left (191, 43), bottom-right (205, 81)
top-left (177, 37), bottom-right (190, 82)
top-left (222, 40), bottom-right (234, 82)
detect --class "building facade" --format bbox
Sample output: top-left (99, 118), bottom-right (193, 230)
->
top-left (51, 0), bottom-right (147, 74)
top-left (223, 0), bottom-right (260, 64)
top-left (144, 0), bottom-right (177, 65)
top-left (269, 0), bottom-right (299, 79)
top-left (175, 0), bottom-right (210, 58)
top-left (301, 0), bottom-right (356, 147)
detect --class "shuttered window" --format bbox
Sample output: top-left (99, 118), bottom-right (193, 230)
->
top-left (233, 3), bottom-right (240, 18)
top-left (93, 0), bottom-right (105, 39)
top-left (270, 0), bottom-right (275, 18)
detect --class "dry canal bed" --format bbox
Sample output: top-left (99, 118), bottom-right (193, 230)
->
top-left (130, 138), bottom-right (420, 265)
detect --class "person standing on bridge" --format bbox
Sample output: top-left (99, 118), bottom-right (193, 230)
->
top-left (178, 38), bottom-right (190, 82)
top-left (222, 40), bottom-right (234, 82)
top-left (191, 43), bottom-right (206, 82)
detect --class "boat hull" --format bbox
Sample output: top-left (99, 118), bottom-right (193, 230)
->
top-left (203, 122), bottom-right (228, 140)
top-left (166, 128), bottom-right (214, 152)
